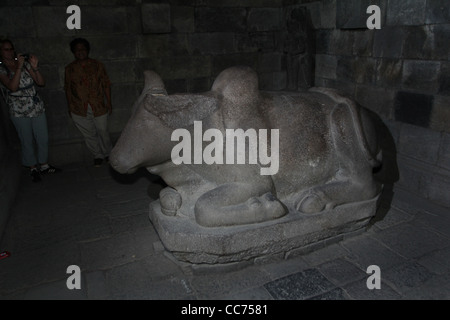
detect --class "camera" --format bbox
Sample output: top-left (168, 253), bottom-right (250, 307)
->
top-left (20, 53), bottom-right (30, 61)
top-left (15, 53), bottom-right (30, 61)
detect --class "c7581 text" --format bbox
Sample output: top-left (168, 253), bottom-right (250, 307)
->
top-left (181, 304), bottom-right (267, 317)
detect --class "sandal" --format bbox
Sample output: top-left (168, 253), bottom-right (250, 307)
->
top-left (31, 168), bottom-right (42, 182)
top-left (40, 165), bottom-right (61, 174)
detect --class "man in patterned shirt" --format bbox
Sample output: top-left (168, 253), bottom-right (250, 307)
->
top-left (65, 38), bottom-right (113, 167)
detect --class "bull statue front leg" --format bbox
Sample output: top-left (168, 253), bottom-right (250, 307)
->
top-left (194, 174), bottom-right (286, 227)
top-left (146, 159), bottom-right (287, 227)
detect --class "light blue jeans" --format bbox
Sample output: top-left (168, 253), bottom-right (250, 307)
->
top-left (10, 112), bottom-right (49, 167)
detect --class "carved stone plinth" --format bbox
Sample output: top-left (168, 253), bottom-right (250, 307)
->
top-left (149, 196), bottom-right (379, 265)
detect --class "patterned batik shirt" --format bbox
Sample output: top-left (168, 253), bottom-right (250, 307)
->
top-left (0, 62), bottom-right (45, 118)
top-left (64, 58), bottom-right (111, 117)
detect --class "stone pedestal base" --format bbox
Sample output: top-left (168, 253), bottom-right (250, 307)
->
top-left (149, 196), bottom-right (379, 265)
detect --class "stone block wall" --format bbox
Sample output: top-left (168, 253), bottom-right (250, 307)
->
top-left (0, 0), bottom-right (448, 220)
top-left (0, 0), bottom-right (313, 165)
top-left (306, 0), bottom-right (449, 209)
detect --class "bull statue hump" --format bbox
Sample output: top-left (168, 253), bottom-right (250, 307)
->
top-left (110, 66), bottom-right (383, 265)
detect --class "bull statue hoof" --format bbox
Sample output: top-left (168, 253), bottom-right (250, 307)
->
top-left (110, 66), bottom-right (383, 265)
top-left (159, 187), bottom-right (181, 216)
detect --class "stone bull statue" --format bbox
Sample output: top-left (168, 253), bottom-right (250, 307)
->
top-left (110, 66), bottom-right (382, 229)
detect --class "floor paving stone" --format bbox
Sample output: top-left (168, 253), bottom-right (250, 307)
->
top-left (371, 222), bottom-right (450, 259)
top-left (342, 277), bottom-right (402, 300)
top-left (340, 234), bottom-right (407, 271)
top-left (317, 258), bottom-right (367, 286)
top-left (1, 164), bottom-right (449, 300)
top-left (264, 269), bottom-right (335, 300)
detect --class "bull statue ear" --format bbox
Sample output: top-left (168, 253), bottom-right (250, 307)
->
top-left (144, 92), bottom-right (219, 129)
top-left (143, 70), bottom-right (168, 97)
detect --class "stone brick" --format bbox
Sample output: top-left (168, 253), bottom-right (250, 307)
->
top-left (426, 0), bottom-right (450, 24)
top-left (439, 62), bottom-right (450, 95)
top-left (0, 7), bottom-right (35, 38)
top-left (384, 262), bottom-right (434, 293)
top-left (195, 7), bottom-right (246, 33)
top-left (74, 6), bottom-right (129, 36)
top-left (373, 27), bottom-right (406, 58)
top-left (164, 78), bottom-right (187, 94)
top-left (353, 30), bottom-right (374, 57)
top-left (341, 234), bottom-right (406, 271)
top-left (248, 8), bottom-right (281, 32)
top-left (140, 33), bottom-right (190, 59)
top-left (426, 174), bottom-right (450, 208)
top-left (314, 77), bottom-right (355, 97)
top-left (110, 83), bottom-right (141, 116)
top-left (320, 0), bottom-right (336, 29)
top-left (247, 32), bottom-right (277, 52)
top-left (272, 71), bottom-right (287, 90)
top-left (89, 35), bottom-right (139, 60)
top-left (336, 0), bottom-right (364, 29)
top-left (42, 90), bottom-right (67, 118)
top-left (438, 133), bottom-right (450, 171)
top-left (376, 58), bottom-right (403, 87)
top-left (38, 64), bottom-right (63, 90)
top-left (46, 113), bottom-right (72, 142)
top-left (234, 33), bottom-right (259, 53)
top-left (386, 0), bottom-right (426, 26)
top-left (258, 52), bottom-right (283, 73)
top-left (354, 57), bottom-right (377, 84)
top-left (104, 60), bottom-right (137, 84)
top-left (337, 56), bottom-right (376, 85)
top-left (190, 33), bottom-right (236, 55)
top-left (432, 24), bottom-right (450, 61)
top-left (141, 3), bottom-right (171, 34)
top-left (430, 95), bottom-right (450, 133)
top-left (300, 2), bottom-right (322, 30)
top-left (59, 0), bottom-right (138, 4)
top-left (318, 258), bottom-right (367, 286)
top-left (171, 5), bottom-right (195, 33)
top-left (109, 105), bottom-right (135, 134)
top-left (125, 6), bottom-right (142, 35)
top-left (315, 29), bottom-right (332, 54)
top-left (264, 269), bottom-right (335, 300)
top-left (396, 158), bottom-right (425, 195)
top-left (189, 0), bottom-right (283, 7)
top-left (23, 37), bottom-right (74, 65)
top-left (33, 6), bottom-right (70, 38)
top-left (336, 0), bottom-right (386, 29)
top-left (211, 53), bottom-right (259, 76)
top-left (402, 60), bottom-right (441, 94)
top-left (355, 85), bottom-right (395, 120)
top-left (159, 55), bottom-right (211, 79)
top-left (258, 71), bottom-right (287, 91)
top-left (398, 123), bottom-right (441, 165)
top-left (384, 119), bottom-right (401, 146)
top-left (333, 30), bottom-right (354, 56)
top-left (395, 91), bottom-right (433, 128)
top-left (187, 77), bottom-right (211, 93)
top-left (32, 6), bottom-right (132, 38)
top-left (402, 26), bottom-right (434, 60)
top-left (315, 54), bottom-right (337, 80)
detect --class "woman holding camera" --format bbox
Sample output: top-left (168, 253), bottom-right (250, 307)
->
top-left (0, 39), bottom-right (59, 182)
